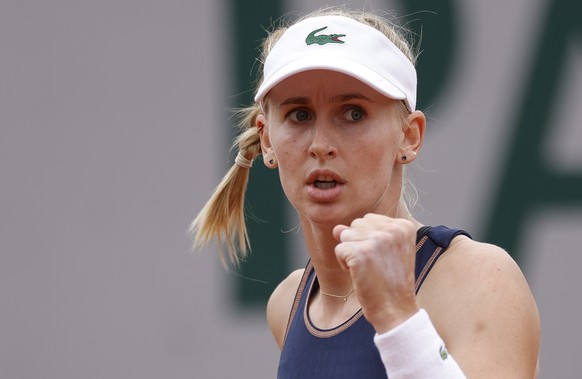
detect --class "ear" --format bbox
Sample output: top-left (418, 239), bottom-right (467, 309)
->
top-left (256, 113), bottom-right (278, 168)
top-left (398, 110), bottom-right (426, 164)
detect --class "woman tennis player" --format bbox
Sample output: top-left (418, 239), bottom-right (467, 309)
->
top-left (191, 7), bottom-right (540, 378)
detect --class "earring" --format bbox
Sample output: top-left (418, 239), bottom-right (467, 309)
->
top-left (265, 153), bottom-right (276, 167)
top-left (402, 151), bottom-right (417, 162)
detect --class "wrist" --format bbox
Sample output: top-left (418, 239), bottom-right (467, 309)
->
top-left (373, 309), bottom-right (466, 378)
top-left (365, 300), bottom-right (419, 334)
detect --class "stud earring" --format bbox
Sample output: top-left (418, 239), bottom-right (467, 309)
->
top-left (401, 155), bottom-right (407, 161)
top-left (265, 153), bottom-right (276, 167)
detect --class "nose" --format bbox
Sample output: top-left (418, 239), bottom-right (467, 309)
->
top-left (308, 122), bottom-right (337, 160)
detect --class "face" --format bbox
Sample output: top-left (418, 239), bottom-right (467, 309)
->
top-left (259, 70), bottom-right (421, 227)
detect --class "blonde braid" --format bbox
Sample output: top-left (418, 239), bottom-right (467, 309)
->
top-left (189, 104), bottom-right (262, 267)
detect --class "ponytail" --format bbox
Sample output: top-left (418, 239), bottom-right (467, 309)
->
top-left (189, 104), bottom-right (262, 267)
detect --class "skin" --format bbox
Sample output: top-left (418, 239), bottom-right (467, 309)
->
top-left (258, 70), bottom-right (540, 378)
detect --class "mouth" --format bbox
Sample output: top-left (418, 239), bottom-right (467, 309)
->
top-left (313, 176), bottom-right (337, 189)
top-left (306, 171), bottom-right (344, 201)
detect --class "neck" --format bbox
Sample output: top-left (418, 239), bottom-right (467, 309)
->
top-left (299, 200), bottom-right (422, 295)
top-left (300, 219), bottom-right (352, 295)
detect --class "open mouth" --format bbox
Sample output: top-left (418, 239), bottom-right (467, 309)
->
top-left (313, 176), bottom-right (337, 189)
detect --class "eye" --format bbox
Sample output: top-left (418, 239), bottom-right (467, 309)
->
top-left (341, 106), bottom-right (366, 122)
top-left (288, 108), bottom-right (312, 123)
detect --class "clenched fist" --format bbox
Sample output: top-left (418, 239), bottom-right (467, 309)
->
top-left (333, 214), bottom-right (420, 334)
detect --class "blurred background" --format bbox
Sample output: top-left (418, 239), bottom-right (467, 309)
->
top-left (1, 0), bottom-right (580, 378)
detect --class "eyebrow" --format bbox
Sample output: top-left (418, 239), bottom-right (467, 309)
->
top-left (330, 93), bottom-right (374, 103)
top-left (280, 97), bottom-right (310, 106)
top-left (279, 93), bottom-right (373, 106)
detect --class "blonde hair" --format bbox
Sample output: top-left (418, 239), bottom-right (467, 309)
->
top-left (189, 7), bottom-right (418, 267)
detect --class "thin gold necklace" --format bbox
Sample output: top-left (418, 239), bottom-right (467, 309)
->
top-left (319, 287), bottom-right (355, 302)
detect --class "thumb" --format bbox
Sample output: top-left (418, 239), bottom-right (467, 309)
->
top-left (333, 224), bottom-right (349, 242)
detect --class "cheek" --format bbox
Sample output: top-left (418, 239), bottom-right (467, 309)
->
top-left (270, 128), bottom-right (306, 162)
top-left (358, 132), bottom-right (400, 165)
top-left (269, 135), bottom-right (303, 194)
top-left (274, 159), bottom-right (304, 211)
top-left (354, 135), bottom-right (400, 184)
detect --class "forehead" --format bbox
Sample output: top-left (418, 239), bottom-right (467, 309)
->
top-left (265, 70), bottom-right (392, 104)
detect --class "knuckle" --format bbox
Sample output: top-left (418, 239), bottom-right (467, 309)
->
top-left (350, 217), bottom-right (365, 228)
top-left (339, 228), bottom-right (356, 241)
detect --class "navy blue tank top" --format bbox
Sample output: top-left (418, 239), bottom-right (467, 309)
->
top-left (277, 225), bottom-right (471, 379)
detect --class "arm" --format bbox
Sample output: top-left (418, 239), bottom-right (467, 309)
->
top-left (333, 215), bottom-right (540, 378)
top-left (418, 238), bottom-right (540, 378)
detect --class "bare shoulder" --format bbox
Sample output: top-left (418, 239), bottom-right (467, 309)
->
top-left (266, 268), bottom-right (305, 350)
top-left (420, 235), bottom-right (539, 323)
top-left (418, 236), bottom-right (540, 377)
top-left (423, 236), bottom-right (528, 290)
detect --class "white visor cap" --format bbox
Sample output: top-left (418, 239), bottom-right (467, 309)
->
top-left (254, 15), bottom-right (417, 111)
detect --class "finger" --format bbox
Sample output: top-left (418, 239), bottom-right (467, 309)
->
top-left (334, 242), bottom-right (349, 271)
top-left (350, 214), bottom-right (394, 231)
top-left (332, 224), bottom-right (349, 242)
top-left (334, 240), bottom-right (361, 271)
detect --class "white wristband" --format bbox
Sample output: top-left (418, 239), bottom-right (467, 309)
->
top-left (373, 309), bottom-right (466, 378)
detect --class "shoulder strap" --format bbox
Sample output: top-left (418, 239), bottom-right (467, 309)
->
top-left (282, 260), bottom-right (314, 346)
top-left (414, 226), bottom-right (471, 294)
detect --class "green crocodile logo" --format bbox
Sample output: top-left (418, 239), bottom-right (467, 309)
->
top-left (439, 345), bottom-right (449, 361)
top-left (305, 26), bottom-right (346, 45)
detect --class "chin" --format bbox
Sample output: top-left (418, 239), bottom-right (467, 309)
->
top-left (298, 204), bottom-right (361, 228)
